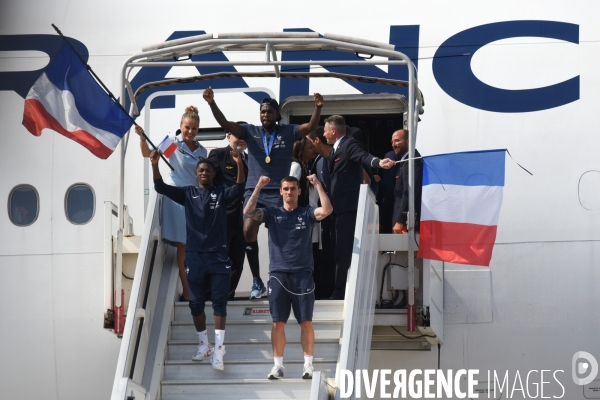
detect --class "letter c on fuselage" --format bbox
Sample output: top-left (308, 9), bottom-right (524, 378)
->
top-left (432, 20), bottom-right (579, 113)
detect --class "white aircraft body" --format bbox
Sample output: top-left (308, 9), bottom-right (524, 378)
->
top-left (1, 1), bottom-right (599, 399)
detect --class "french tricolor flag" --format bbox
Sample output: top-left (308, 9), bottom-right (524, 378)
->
top-left (157, 135), bottom-right (177, 158)
top-left (22, 43), bottom-right (133, 159)
top-left (417, 149), bottom-right (506, 266)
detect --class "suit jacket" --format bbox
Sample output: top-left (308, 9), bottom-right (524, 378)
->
top-left (328, 137), bottom-right (381, 214)
top-left (310, 154), bottom-right (331, 194)
top-left (393, 149), bottom-right (423, 230)
top-left (206, 145), bottom-right (247, 227)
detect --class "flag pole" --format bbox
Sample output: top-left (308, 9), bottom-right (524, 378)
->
top-left (51, 24), bottom-right (174, 171)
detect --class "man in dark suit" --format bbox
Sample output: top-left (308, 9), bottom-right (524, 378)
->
top-left (324, 115), bottom-right (395, 299)
top-left (391, 129), bottom-right (423, 234)
top-left (376, 136), bottom-right (400, 234)
top-left (207, 127), bottom-right (249, 299)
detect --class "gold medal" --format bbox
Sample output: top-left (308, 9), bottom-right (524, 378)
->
top-left (265, 156), bottom-right (271, 163)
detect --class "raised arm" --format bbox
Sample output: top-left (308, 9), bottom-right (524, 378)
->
top-left (150, 151), bottom-right (185, 205)
top-left (298, 93), bottom-right (323, 137)
top-left (243, 176), bottom-right (270, 221)
top-left (223, 150), bottom-right (246, 200)
top-left (230, 149), bottom-right (245, 184)
top-left (203, 86), bottom-right (242, 137)
top-left (307, 174), bottom-right (333, 221)
top-left (134, 125), bottom-right (152, 157)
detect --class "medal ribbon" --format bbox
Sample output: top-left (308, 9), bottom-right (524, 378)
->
top-left (262, 127), bottom-right (277, 159)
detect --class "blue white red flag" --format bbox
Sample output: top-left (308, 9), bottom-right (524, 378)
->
top-left (22, 43), bottom-right (133, 159)
top-left (157, 135), bottom-right (177, 158)
top-left (417, 149), bottom-right (506, 266)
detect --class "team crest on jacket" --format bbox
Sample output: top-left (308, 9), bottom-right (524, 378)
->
top-left (295, 216), bottom-right (306, 230)
top-left (209, 192), bottom-right (219, 209)
top-left (273, 135), bottom-right (285, 149)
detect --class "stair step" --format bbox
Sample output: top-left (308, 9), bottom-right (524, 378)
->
top-left (174, 300), bottom-right (344, 322)
top-left (168, 339), bottom-right (340, 361)
top-left (170, 320), bottom-right (342, 341)
top-left (164, 359), bottom-right (336, 380)
top-left (162, 379), bottom-right (312, 400)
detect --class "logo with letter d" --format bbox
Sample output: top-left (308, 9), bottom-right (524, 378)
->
top-left (572, 351), bottom-right (598, 385)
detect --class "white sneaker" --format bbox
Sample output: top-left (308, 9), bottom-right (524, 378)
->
top-left (192, 343), bottom-right (213, 361)
top-left (211, 345), bottom-right (226, 370)
top-left (302, 364), bottom-right (314, 379)
top-left (267, 364), bottom-right (284, 379)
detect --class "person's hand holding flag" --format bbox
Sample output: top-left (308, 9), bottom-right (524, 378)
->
top-left (149, 150), bottom-right (161, 166)
top-left (134, 125), bottom-right (175, 169)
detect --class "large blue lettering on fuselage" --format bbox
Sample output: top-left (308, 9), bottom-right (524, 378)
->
top-left (432, 20), bottom-right (579, 113)
top-left (0, 20), bottom-right (579, 114)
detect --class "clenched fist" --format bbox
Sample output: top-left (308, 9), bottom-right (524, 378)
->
top-left (257, 175), bottom-right (270, 188)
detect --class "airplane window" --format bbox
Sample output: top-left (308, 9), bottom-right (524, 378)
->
top-left (578, 170), bottom-right (600, 211)
top-left (8, 185), bottom-right (39, 227)
top-left (65, 184), bottom-right (95, 225)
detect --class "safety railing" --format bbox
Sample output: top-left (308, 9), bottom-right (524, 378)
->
top-left (104, 201), bottom-right (135, 332)
top-left (110, 190), bottom-right (175, 400)
top-left (310, 184), bottom-right (379, 399)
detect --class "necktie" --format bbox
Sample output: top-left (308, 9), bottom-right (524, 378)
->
top-left (242, 153), bottom-right (248, 175)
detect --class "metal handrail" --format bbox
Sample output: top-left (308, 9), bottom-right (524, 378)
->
top-left (110, 190), bottom-right (164, 400)
top-left (333, 185), bottom-right (380, 399)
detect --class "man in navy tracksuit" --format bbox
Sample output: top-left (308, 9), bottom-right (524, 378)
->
top-left (150, 149), bottom-right (244, 371)
top-left (244, 174), bottom-right (333, 380)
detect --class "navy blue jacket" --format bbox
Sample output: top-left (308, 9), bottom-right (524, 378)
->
top-left (154, 177), bottom-right (244, 252)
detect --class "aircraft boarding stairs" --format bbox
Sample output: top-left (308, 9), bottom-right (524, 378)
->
top-left (110, 185), bottom-right (441, 400)
top-left (161, 300), bottom-right (342, 399)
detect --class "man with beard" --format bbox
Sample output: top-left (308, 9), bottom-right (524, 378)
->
top-left (376, 134), bottom-right (400, 233)
top-left (391, 129), bottom-right (423, 234)
top-left (203, 87), bottom-right (323, 299)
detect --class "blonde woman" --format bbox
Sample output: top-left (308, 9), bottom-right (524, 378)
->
top-left (134, 106), bottom-right (207, 301)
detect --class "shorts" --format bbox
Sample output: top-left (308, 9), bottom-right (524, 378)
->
top-left (242, 189), bottom-right (283, 219)
top-left (185, 251), bottom-right (231, 317)
top-left (268, 269), bottom-right (315, 323)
